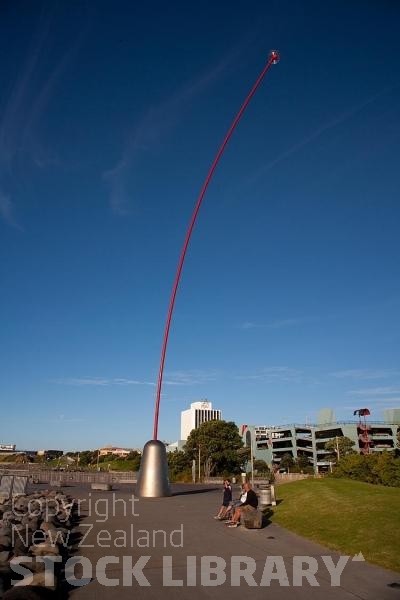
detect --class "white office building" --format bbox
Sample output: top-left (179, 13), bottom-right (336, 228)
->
top-left (180, 401), bottom-right (222, 441)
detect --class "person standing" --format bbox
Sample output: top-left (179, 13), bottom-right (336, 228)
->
top-left (213, 479), bottom-right (232, 520)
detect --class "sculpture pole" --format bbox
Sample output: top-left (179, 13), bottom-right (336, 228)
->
top-left (136, 51), bottom-right (280, 497)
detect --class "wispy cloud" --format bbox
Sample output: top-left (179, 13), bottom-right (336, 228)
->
top-left (372, 398), bottom-right (400, 405)
top-left (240, 321), bottom-right (257, 330)
top-left (51, 377), bottom-right (155, 387)
top-left (164, 370), bottom-right (218, 386)
top-left (251, 84), bottom-right (398, 176)
top-left (331, 369), bottom-right (400, 380)
top-left (0, 12), bottom-right (53, 167)
top-left (347, 386), bottom-right (400, 396)
top-left (103, 52), bottom-right (236, 215)
top-left (0, 191), bottom-right (22, 230)
top-left (240, 316), bottom-right (316, 330)
top-left (235, 366), bottom-right (313, 384)
top-left (341, 398), bottom-right (400, 413)
top-left (0, 8), bottom-right (87, 228)
top-left (51, 370), bottom-right (218, 387)
top-left (42, 414), bottom-right (86, 424)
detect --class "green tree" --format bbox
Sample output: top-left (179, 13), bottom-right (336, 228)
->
top-left (78, 450), bottom-right (96, 466)
top-left (253, 459), bottom-right (269, 473)
top-left (126, 450), bottom-right (141, 461)
top-left (131, 454), bottom-right (141, 471)
top-left (295, 454), bottom-right (311, 471)
top-left (279, 453), bottom-right (294, 471)
top-left (167, 450), bottom-right (192, 480)
top-left (236, 447), bottom-right (251, 473)
top-left (330, 451), bottom-right (400, 487)
top-left (371, 452), bottom-right (400, 487)
top-left (99, 453), bottom-right (114, 463)
top-left (184, 420), bottom-right (243, 477)
top-left (324, 436), bottom-right (355, 460)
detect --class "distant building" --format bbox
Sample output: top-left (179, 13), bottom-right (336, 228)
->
top-left (383, 408), bottom-right (400, 424)
top-left (165, 440), bottom-right (186, 453)
top-left (0, 443), bottom-right (16, 452)
top-left (37, 449), bottom-right (64, 460)
top-left (98, 446), bottom-right (133, 458)
top-left (166, 400), bottom-right (222, 452)
top-left (241, 408), bottom-right (400, 474)
top-left (180, 400), bottom-right (222, 441)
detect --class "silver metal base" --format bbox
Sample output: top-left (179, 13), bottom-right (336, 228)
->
top-left (136, 440), bottom-right (171, 497)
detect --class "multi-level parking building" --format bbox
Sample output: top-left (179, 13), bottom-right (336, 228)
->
top-left (240, 408), bottom-right (400, 473)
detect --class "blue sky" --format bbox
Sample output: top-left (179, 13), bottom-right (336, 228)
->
top-left (1, 1), bottom-right (399, 451)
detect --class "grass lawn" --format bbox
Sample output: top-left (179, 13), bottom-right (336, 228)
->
top-left (270, 478), bottom-right (400, 573)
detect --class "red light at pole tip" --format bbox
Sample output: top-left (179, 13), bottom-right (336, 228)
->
top-left (270, 50), bottom-right (280, 64)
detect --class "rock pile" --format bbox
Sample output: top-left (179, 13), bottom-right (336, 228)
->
top-left (0, 488), bottom-right (76, 597)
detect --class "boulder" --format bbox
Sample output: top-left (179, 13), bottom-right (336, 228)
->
top-left (0, 534), bottom-right (12, 550)
top-left (17, 557), bottom-right (46, 574)
top-left (0, 550), bottom-right (11, 565)
top-left (2, 585), bottom-right (56, 599)
top-left (242, 509), bottom-right (263, 529)
top-left (13, 571), bottom-right (57, 590)
top-left (91, 482), bottom-right (112, 491)
top-left (30, 542), bottom-right (60, 557)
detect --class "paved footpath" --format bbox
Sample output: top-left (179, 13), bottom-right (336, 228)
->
top-left (64, 484), bottom-right (400, 600)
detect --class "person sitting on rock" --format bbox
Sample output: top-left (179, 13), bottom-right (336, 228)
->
top-left (223, 483), bottom-right (247, 520)
top-left (226, 482), bottom-right (258, 527)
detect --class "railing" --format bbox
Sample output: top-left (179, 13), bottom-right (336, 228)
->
top-left (203, 477), bottom-right (272, 485)
top-left (273, 473), bottom-right (311, 482)
top-left (1, 469), bottom-right (138, 485)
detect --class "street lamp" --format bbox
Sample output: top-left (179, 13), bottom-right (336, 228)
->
top-left (193, 447), bottom-right (201, 482)
top-left (335, 436), bottom-right (340, 461)
top-left (250, 437), bottom-right (254, 486)
top-left (198, 446), bottom-right (201, 482)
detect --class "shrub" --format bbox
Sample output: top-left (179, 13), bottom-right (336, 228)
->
top-left (330, 451), bottom-right (400, 487)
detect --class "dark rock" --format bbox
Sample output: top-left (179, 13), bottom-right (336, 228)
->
top-left (2, 585), bottom-right (56, 599)
top-left (0, 535), bottom-right (12, 550)
top-left (0, 549), bottom-right (11, 565)
top-left (18, 557), bottom-right (46, 574)
top-left (13, 530), bottom-right (33, 556)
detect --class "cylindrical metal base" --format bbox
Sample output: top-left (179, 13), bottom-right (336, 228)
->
top-left (136, 440), bottom-right (171, 497)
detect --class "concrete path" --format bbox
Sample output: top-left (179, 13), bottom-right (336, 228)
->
top-left (64, 484), bottom-right (400, 599)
